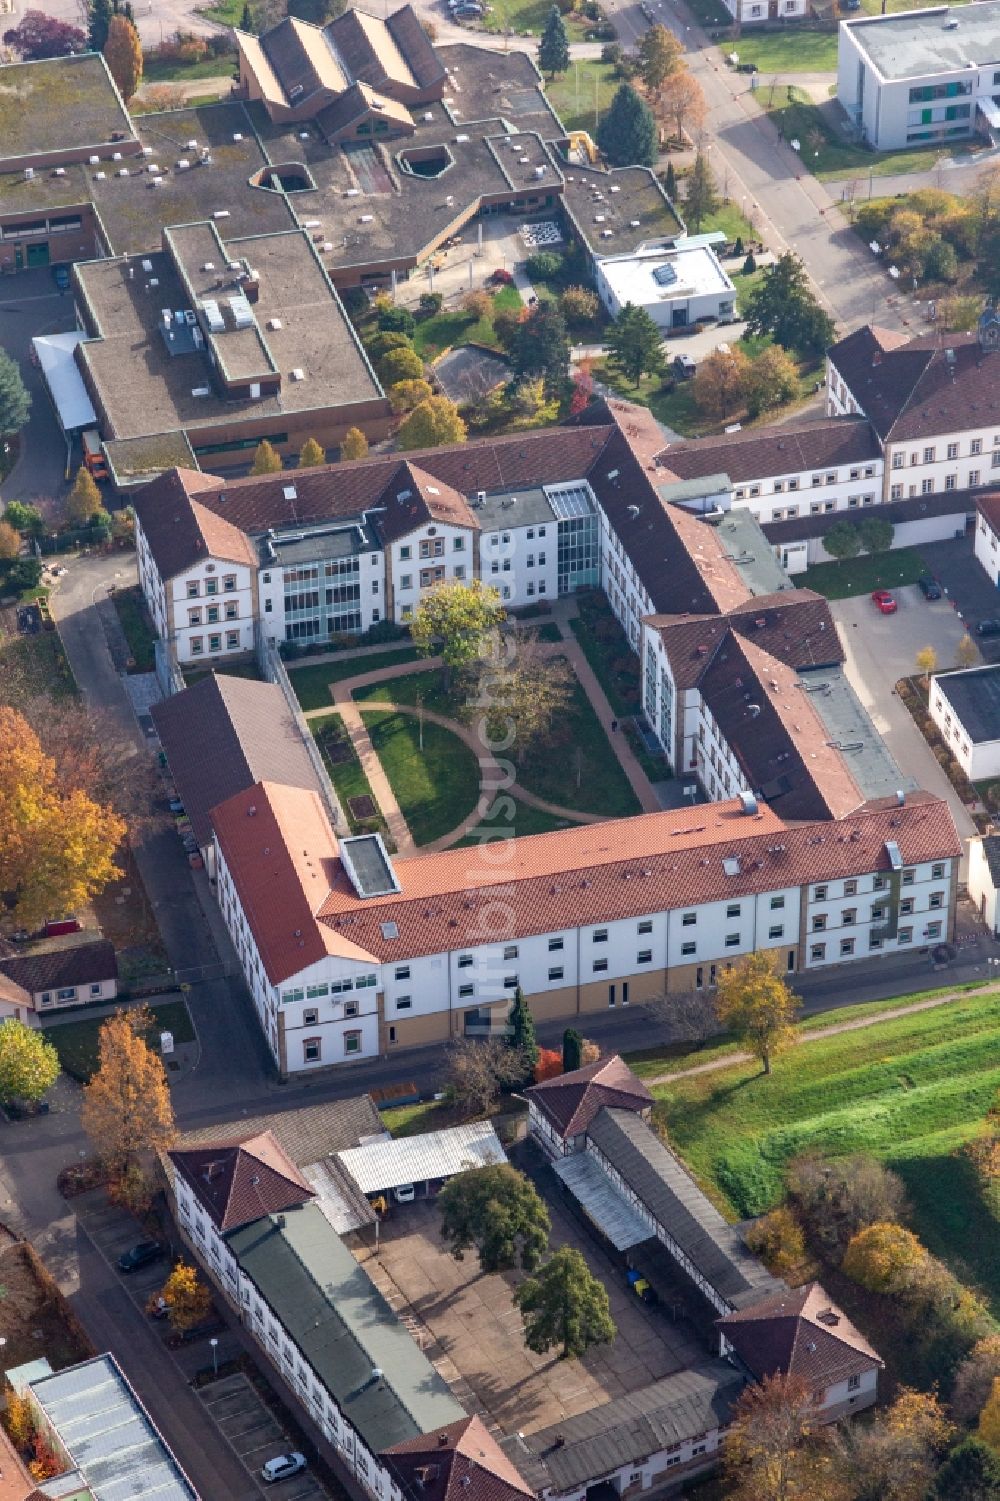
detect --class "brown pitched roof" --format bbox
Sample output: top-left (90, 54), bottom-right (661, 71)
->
top-left (0, 940), bottom-right (117, 999)
top-left (134, 469), bottom-right (257, 581)
top-left (646, 589), bottom-right (842, 692)
top-left (526, 1054), bottom-right (652, 1140)
top-left (826, 325), bottom-right (995, 444)
top-left (170, 1093), bottom-right (384, 1164)
top-left (698, 633), bottom-right (862, 822)
top-left (315, 793), bottom-right (959, 962)
top-left (977, 491), bottom-right (1000, 536)
top-left (210, 781), bottom-right (378, 984)
top-left (384, 1415), bottom-right (533, 1501)
top-left (661, 416), bottom-right (881, 485)
top-left (169, 1129), bottom-right (315, 1232)
top-left (151, 673), bottom-right (323, 845)
top-left (717, 1281), bottom-right (882, 1388)
top-left (374, 461), bottom-right (479, 544)
top-left (386, 4), bottom-right (447, 90)
top-left (763, 485), bottom-right (974, 546)
top-left (0, 973), bottom-right (32, 1010)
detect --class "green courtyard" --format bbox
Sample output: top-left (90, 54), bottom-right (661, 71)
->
top-left (651, 987), bottom-right (1000, 1314)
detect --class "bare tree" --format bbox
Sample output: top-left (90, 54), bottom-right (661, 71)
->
top-left (467, 631), bottom-right (574, 765)
top-left (444, 1036), bottom-right (528, 1118)
top-left (787, 1153), bottom-right (909, 1262)
top-left (21, 695), bottom-right (155, 836)
top-left (644, 988), bottom-right (719, 1046)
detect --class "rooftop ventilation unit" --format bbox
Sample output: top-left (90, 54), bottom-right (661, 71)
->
top-left (290, 367), bottom-right (305, 380)
top-left (177, 159), bottom-right (190, 171)
top-left (94, 170), bottom-right (106, 181)
top-left (267, 317), bottom-right (283, 331)
top-left (203, 299), bottom-right (225, 333)
top-left (147, 163), bottom-right (160, 174)
top-left (232, 132), bottom-right (243, 142)
top-left (456, 132), bottom-right (470, 142)
top-left (117, 167), bottom-right (129, 177)
top-left (283, 485), bottom-right (298, 501)
top-left (359, 214), bottom-right (374, 223)
top-left (739, 791), bottom-right (758, 815)
top-left (213, 209), bottom-right (230, 220)
top-left (53, 167), bottom-right (66, 177)
top-left (88, 154), bottom-right (100, 165)
top-left (202, 261), bottom-right (216, 272)
top-left (112, 152), bottom-right (122, 161)
top-left (142, 259), bottom-right (153, 272)
top-left (191, 386), bottom-right (211, 397)
top-left (229, 295), bottom-right (254, 329)
top-left (186, 138), bottom-right (198, 150)
top-left (23, 167), bottom-right (33, 180)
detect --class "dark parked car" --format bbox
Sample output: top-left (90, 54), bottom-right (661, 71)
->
top-left (977, 620), bottom-right (1000, 637)
top-left (917, 576), bottom-right (942, 600)
top-left (118, 1241), bottom-right (164, 1274)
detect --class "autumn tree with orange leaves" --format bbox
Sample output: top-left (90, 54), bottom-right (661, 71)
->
top-left (81, 1008), bottom-right (176, 1179)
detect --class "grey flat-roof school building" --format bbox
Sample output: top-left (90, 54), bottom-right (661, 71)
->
top-left (837, 2), bottom-right (1000, 150)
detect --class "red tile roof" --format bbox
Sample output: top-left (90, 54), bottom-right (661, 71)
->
top-left (169, 1129), bottom-right (315, 1232)
top-left (647, 589), bottom-right (842, 691)
top-left (210, 781), bottom-right (378, 984)
top-left (384, 1415), bottom-right (533, 1501)
top-left (717, 1282), bottom-right (882, 1389)
top-left (314, 793), bottom-right (959, 962)
top-left (526, 1054), bottom-right (652, 1140)
top-left (375, 460), bottom-right (479, 544)
top-left (134, 469), bottom-right (257, 581)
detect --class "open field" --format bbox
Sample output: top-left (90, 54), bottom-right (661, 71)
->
top-left (720, 32), bottom-right (837, 73)
top-left (652, 987), bottom-right (1000, 1310)
top-left (545, 60), bottom-right (617, 137)
top-left (802, 547), bottom-right (930, 599)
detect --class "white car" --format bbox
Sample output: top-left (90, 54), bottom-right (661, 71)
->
top-left (393, 1183), bottom-right (416, 1203)
top-left (261, 1454), bottom-right (307, 1484)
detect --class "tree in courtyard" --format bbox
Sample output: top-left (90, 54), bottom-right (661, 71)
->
top-left (250, 439), bottom-right (282, 476)
top-left (507, 987), bottom-right (539, 1080)
top-left (0, 521), bottom-right (20, 562)
top-left (786, 1153), bottom-right (908, 1264)
top-left (88, 0), bottom-right (113, 50)
top-left (636, 24), bottom-right (682, 97)
top-left (155, 1262), bottom-right (212, 1332)
top-left (2, 11), bottom-right (86, 57)
top-left (103, 13), bottom-right (143, 101)
top-left (378, 346), bottom-right (425, 386)
top-left (826, 1388), bottom-right (953, 1501)
top-left (957, 634), bottom-right (979, 669)
top-left (841, 1221), bottom-right (926, 1293)
top-left (693, 346), bottom-right (750, 424)
top-left (606, 302), bottom-right (663, 386)
top-left (388, 378), bottom-right (433, 415)
top-left (933, 1438), bottom-right (1000, 1500)
top-left (397, 396), bottom-right (467, 451)
top-left (569, 358), bottom-right (594, 416)
top-left (744, 253), bottom-right (836, 358)
top-left (515, 1246), bottom-right (615, 1359)
top-left (562, 1028), bottom-right (583, 1073)
top-left (0, 707), bottom-right (124, 933)
top-left (745, 344), bottom-right (799, 419)
top-left (469, 629), bottom-right (573, 760)
top-left (505, 301), bottom-right (571, 394)
top-left (366, 329), bottom-right (411, 362)
top-left (0, 349), bottom-right (30, 438)
top-left (4, 501), bottom-right (43, 536)
top-left (378, 305), bottom-right (415, 336)
top-left (916, 645), bottom-right (939, 684)
top-left (955, 1338), bottom-right (1000, 1427)
top-left (597, 84), bottom-right (656, 169)
top-left (723, 1374), bottom-right (821, 1501)
top-left (297, 437), bottom-right (325, 469)
top-left (657, 70), bottom-right (706, 145)
top-left (538, 5), bottom-right (569, 77)
top-left (340, 426), bottom-right (369, 460)
top-left (81, 1008), bottom-right (176, 1178)
top-left (713, 950), bottom-right (799, 1076)
top-left (980, 1379), bottom-right (1000, 1451)
top-left (438, 1163), bottom-right (550, 1272)
top-left (412, 578), bottom-right (505, 691)
top-left (0, 1020), bottom-right (59, 1105)
top-left (444, 1036), bottom-right (530, 1118)
top-left (858, 514), bottom-right (894, 554)
top-left (683, 149), bottom-right (719, 234)
top-left (821, 519), bottom-right (863, 562)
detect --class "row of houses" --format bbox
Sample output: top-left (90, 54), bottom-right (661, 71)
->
top-left (162, 1062), bottom-right (880, 1501)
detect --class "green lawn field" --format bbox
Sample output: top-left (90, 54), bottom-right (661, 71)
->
top-left (653, 988), bottom-right (1000, 1310)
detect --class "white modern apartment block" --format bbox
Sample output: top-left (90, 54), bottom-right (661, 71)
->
top-left (838, 3), bottom-right (1000, 152)
top-left (930, 664), bottom-right (1000, 780)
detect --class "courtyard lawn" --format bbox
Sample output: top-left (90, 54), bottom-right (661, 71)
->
top-left (719, 31), bottom-right (838, 74)
top-left (361, 709), bottom-right (481, 846)
top-left (544, 61), bottom-right (617, 138)
top-left (287, 646), bottom-right (421, 711)
top-left (141, 50), bottom-right (236, 84)
top-left (455, 798), bottom-right (577, 846)
top-left (570, 592), bottom-right (642, 718)
top-left (802, 547), bottom-right (929, 599)
top-left (310, 711), bottom-right (391, 842)
top-left (411, 285), bottom-right (522, 362)
top-left (759, 84), bottom-right (950, 180)
top-left (45, 999), bottom-right (195, 1083)
top-left (652, 986), bottom-right (1000, 1311)
top-left (110, 585), bottom-right (157, 672)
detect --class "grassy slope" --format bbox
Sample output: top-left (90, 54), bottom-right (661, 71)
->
top-left (652, 988), bottom-right (1000, 1308)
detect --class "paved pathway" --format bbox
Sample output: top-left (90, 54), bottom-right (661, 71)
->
top-left (643, 982), bottom-right (989, 1087)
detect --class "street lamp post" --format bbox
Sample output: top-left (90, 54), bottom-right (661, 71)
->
top-left (209, 1337), bottom-right (219, 1376)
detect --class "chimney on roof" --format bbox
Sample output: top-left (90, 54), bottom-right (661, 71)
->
top-left (438, 1435), bottom-right (450, 1448)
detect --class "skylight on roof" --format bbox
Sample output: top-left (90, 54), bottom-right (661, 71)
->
top-left (546, 482), bottom-right (595, 520)
top-left (380, 921), bottom-right (399, 940)
top-left (341, 834), bottom-right (401, 898)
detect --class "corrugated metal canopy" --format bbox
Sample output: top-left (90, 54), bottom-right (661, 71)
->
top-left (553, 1151), bottom-right (652, 1251)
top-left (32, 332), bottom-right (98, 432)
top-left (337, 1121), bottom-right (506, 1194)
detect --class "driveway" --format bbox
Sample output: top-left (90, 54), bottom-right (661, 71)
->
top-left (0, 267), bottom-right (79, 511)
top-left (925, 534), bottom-right (1000, 662)
top-left (832, 589), bottom-right (978, 870)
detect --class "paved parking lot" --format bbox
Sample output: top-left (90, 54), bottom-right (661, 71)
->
top-left (925, 535), bottom-right (1000, 662)
top-left (832, 586), bottom-right (978, 866)
top-left (200, 1375), bottom-right (327, 1501)
top-left (359, 1169), bottom-right (703, 1438)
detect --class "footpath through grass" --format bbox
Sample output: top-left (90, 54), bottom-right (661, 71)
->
top-left (361, 709), bottom-right (480, 846)
top-left (288, 646), bottom-right (421, 711)
top-left (653, 986), bottom-right (1000, 1309)
top-left (802, 547), bottom-right (929, 599)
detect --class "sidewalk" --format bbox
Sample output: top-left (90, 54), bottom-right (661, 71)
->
top-left (285, 637), bottom-right (416, 671)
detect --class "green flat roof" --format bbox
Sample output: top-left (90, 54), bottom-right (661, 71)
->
top-left (0, 53), bottom-right (135, 165)
top-left (228, 1203), bottom-right (464, 1451)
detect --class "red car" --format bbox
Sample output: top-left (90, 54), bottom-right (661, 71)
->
top-left (871, 590), bottom-right (897, 615)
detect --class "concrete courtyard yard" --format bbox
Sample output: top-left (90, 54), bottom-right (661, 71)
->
top-left (352, 1165), bottom-right (704, 1439)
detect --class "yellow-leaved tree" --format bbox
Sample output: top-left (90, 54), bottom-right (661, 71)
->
top-left (250, 439), bottom-right (282, 475)
top-left (157, 1261), bottom-right (212, 1331)
top-left (297, 437), bottom-right (325, 469)
top-left (0, 706), bottom-right (124, 932)
top-left (714, 951), bottom-right (800, 1076)
top-left (103, 13), bottom-right (143, 101)
top-left (65, 465), bottom-right (102, 528)
top-left (81, 1008), bottom-right (176, 1179)
top-left (979, 1376), bottom-right (1000, 1450)
top-left (397, 396), bottom-right (466, 451)
top-left (340, 426), bottom-right (369, 460)
top-left (841, 1221), bottom-right (926, 1293)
